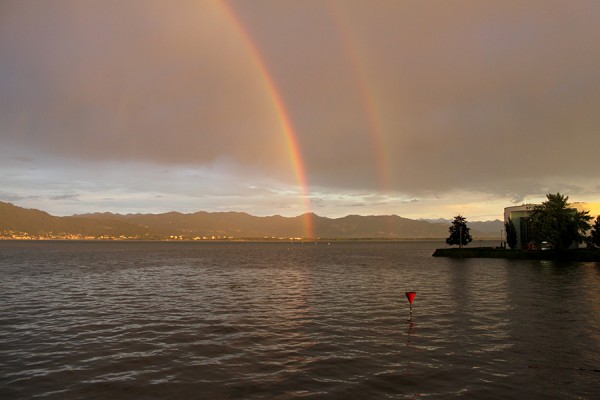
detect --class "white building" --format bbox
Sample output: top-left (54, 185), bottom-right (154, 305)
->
top-left (504, 204), bottom-right (536, 249)
top-left (504, 202), bottom-right (599, 249)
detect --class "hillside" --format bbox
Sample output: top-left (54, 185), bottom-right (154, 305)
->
top-left (0, 201), bottom-right (502, 240)
top-left (0, 202), bottom-right (151, 238)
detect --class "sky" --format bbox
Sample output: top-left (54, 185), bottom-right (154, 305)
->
top-left (2, 0), bottom-right (600, 223)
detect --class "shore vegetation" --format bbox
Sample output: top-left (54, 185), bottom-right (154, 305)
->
top-left (446, 215), bottom-right (473, 248)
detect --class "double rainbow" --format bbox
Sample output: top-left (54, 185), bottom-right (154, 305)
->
top-left (220, 2), bottom-right (393, 238)
top-left (221, 1), bottom-right (314, 238)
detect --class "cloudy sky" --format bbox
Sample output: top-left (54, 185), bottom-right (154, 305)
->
top-left (1, 0), bottom-right (600, 221)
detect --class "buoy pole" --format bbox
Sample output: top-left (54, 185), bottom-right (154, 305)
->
top-left (405, 291), bottom-right (416, 319)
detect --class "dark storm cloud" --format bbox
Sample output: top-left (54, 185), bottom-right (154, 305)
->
top-left (230, 0), bottom-right (600, 199)
top-left (1, 0), bottom-right (600, 213)
top-left (0, 1), bottom-right (292, 176)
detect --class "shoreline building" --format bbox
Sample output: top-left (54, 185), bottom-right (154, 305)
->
top-left (503, 204), bottom-right (536, 249)
top-left (504, 202), bottom-right (600, 249)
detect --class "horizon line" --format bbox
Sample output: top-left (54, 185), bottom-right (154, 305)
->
top-left (0, 200), bottom-right (504, 222)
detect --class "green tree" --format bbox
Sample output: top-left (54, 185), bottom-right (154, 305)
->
top-left (529, 193), bottom-right (592, 251)
top-left (589, 215), bottom-right (600, 247)
top-left (504, 218), bottom-right (517, 249)
top-left (446, 215), bottom-right (473, 248)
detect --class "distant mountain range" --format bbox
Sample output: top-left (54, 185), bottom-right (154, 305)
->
top-left (0, 201), bottom-right (503, 240)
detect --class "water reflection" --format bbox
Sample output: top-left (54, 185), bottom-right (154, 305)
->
top-left (580, 263), bottom-right (600, 361)
top-left (2, 241), bottom-right (600, 399)
top-left (501, 259), bottom-right (600, 397)
top-left (445, 259), bottom-right (512, 351)
top-left (407, 319), bottom-right (415, 335)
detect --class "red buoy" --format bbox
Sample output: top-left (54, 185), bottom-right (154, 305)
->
top-left (405, 291), bottom-right (416, 318)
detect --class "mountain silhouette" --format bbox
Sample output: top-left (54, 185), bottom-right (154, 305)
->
top-left (0, 201), bottom-right (502, 240)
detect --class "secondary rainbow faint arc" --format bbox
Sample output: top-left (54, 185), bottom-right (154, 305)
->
top-left (328, 1), bottom-right (392, 190)
top-left (220, 1), bottom-right (314, 238)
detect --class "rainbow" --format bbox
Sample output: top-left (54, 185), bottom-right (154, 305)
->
top-left (220, 1), bottom-right (314, 238)
top-left (328, 2), bottom-right (393, 190)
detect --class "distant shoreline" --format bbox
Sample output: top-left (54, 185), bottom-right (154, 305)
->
top-left (1, 237), bottom-right (451, 243)
top-left (0, 201), bottom-right (504, 242)
top-left (432, 247), bottom-right (600, 262)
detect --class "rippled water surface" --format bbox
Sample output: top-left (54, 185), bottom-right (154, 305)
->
top-left (1, 241), bottom-right (599, 399)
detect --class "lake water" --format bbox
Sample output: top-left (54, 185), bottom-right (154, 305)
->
top-left (1, 241), bottom-right (599, 399)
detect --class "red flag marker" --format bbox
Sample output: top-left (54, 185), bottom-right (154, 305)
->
top-left (405, 291), bottom-right (416, 317)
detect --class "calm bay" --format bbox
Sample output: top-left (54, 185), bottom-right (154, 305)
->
top-left (1, 241), bottom-right (599, 399)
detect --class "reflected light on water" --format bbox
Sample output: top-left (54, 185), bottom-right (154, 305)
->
top-left (1, 241), bottom-right (599, 399)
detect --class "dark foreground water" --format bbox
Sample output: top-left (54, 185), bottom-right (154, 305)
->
top-left (1, 241), bottom-right (599, 399)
